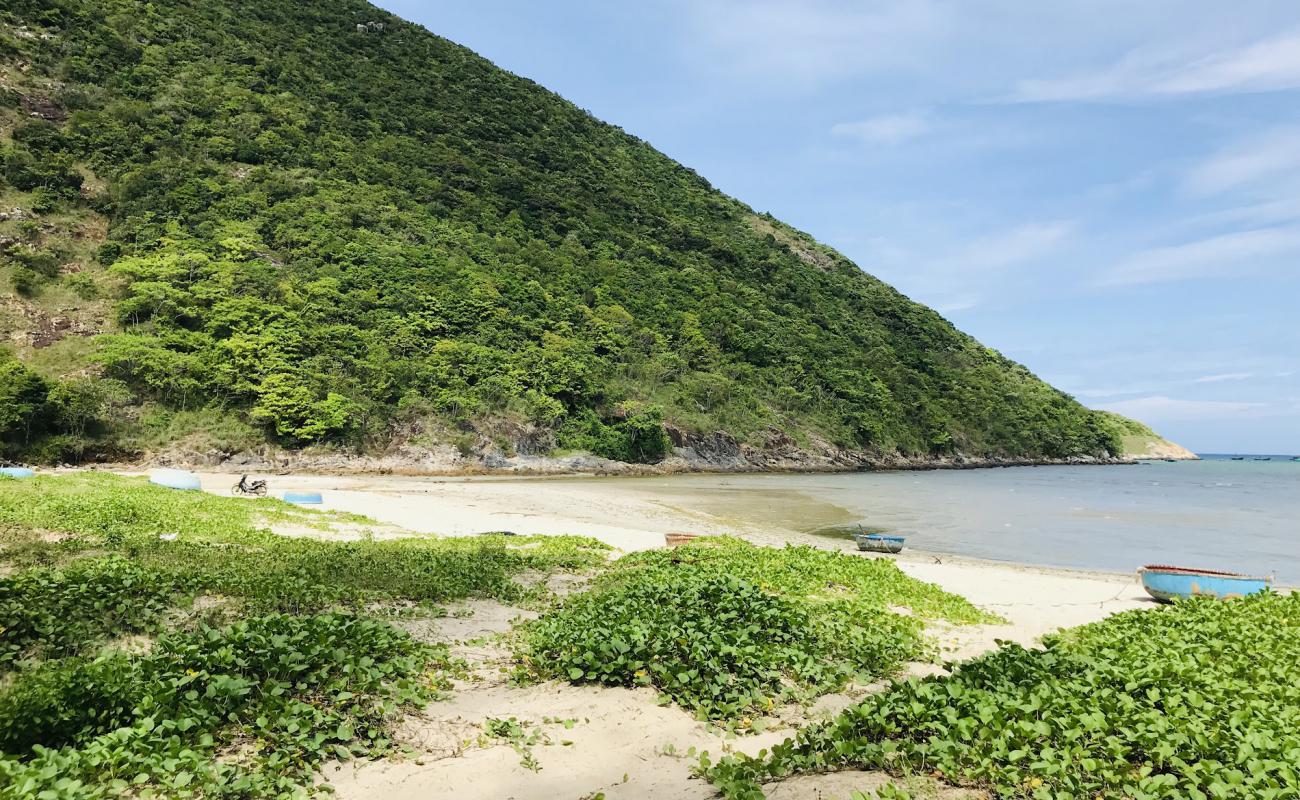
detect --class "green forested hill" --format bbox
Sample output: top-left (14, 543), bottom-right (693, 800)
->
top-left (0, 0), bottom-right (1129, 465)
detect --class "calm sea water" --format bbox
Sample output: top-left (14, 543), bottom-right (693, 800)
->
top-left (619, 456), bottom-right (1300, 582)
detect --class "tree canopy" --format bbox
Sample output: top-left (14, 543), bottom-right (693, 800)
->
top-left (0, 0), bottom-right (1126, 463)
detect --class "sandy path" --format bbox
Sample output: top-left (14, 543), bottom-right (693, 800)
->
top-left (168, 470), bottom-right (1150, 799)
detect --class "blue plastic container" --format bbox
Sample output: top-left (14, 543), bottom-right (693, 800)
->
top-left (282, 491), bottom-right (324, 505)
top-left (1139, 565), bottom-right (1271, 602)
top-left (0, 467), bottom-right (35, 478)
top-left (149, 468), bottom-right (202, 491)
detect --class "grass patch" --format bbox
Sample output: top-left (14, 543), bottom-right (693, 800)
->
top-left (707, 592), bottom-right (1300, 799)
top-left (0, 472), bottom-right (327, 544)
top-left (517, 538), bottom-right (996, 724)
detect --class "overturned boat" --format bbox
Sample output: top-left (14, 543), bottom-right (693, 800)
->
top-left (1139, 565), bottom-right (1272, 602)
top-left (853, 533), bottom-right (906, 554)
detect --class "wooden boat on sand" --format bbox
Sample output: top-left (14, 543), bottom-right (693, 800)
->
top-left (1138, 565), bottom-right (1272, 602)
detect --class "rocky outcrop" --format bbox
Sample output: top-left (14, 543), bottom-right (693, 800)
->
top-left (1121, 437), bottom-right (1199, 462)
top-left (142, 423), bottom-right (1131, 477)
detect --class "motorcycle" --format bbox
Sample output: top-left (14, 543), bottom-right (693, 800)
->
top-left (231, 474), bottom-right (268, 496)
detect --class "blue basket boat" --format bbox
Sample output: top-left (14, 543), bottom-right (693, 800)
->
top-left (282, 491), bottom-right (324, 505)
top-left (0, 467), bottom-right (34, 478)
top-left (149, 468), bottom-right (202, 491)
top-left (853, 533), bottom-right (906, 554)
top-left (1139, 565), bottom-right (1272, 602)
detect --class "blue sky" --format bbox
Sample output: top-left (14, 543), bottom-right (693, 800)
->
top-left (380, 1), bottom-right (1300, 454)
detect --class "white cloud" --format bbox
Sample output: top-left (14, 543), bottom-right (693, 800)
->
top-left (1010, 46), bottom-right (1173, 103)
top-left (831, 111), bottom-right (931, 146)
top-left (1096, 227), bottom-right (1300, 286)
top-left (1098, 395), bottom-right (1266, 421)
top-left (1186, 127), bottom-right (1300, 195)
top-left (949, 221), bottom-right (1075, 270)
top-left (875, 220), bottom-right (1075, 313)
top-left (1070, 385), bottom-right (1158, 399)
top-left (680, 0), bottom-right (948, 84)
top-left (932, 296), bottom-right (979, 314)
top-left (1191, 197), bottom-right (1300, 228)
top-left (1155, 31), bottom-right (1300, 94)
top-left (1192, 372), bottom-right (1254, 384)
top-left (1010, 29), bottom-right (1300, 102)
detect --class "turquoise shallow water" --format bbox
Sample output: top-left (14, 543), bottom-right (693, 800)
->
top-left (617, 457), bottom-right (1300, 582)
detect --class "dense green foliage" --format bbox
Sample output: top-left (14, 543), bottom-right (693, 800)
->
top-left (1, 0), bottom-right (1128, 463)
top-left (0, 353), bottom-right (123, 462)
top-left (707, 592), bottom-right (1300, 799)
top-left (0, 614), bottom-right (447, 799)
top-left (1096, 411), bottom-right (1157, 439)
top-left (518, 538), bottom-right (994, 723)
top-left (0, 557), bottom-right (179, 668)
top-left (0, 474), bottom-right (609, 797)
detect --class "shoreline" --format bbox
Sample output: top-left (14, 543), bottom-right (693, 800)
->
top-left (103, 466), bottom-right (1167, 584)
top-left (96, 465), bottom-right (1202, 575)
top-left (83, 450), bottom-right (1195, 482)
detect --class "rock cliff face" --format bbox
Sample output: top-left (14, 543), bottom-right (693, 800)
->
top-left (146, 430), bottom-right (1130, 477)
top-left (1121, 437), bottom-right (1199, 462)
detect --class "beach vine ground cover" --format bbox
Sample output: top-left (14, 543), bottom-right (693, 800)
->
top-left (517, 537), bottom-right (997, 724)
top-left (707, 592), bottom-right (1300, 800)
top-left (0, 613), bottom-right (448, 798)
top-left (0, 474), bottom-right (609, 798)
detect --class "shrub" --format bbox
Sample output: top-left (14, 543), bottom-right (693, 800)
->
top-left (10, 266), bottom-right (39, 296)
top-left (709, 592), bottom-right (1300, 799)
top-left (0, 360), bottom-right (52, 448)
top-left (0, 613), bottom-right (449, 797)
top-left (0, 655), bottom-right (143, 753)
top-left (519, 538), bottom-right (993, 722)
top-left (0, 557), bottom-right (182, 668)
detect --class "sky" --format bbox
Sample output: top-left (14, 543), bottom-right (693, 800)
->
top-left (379, 1), bottom-right (1300, 454)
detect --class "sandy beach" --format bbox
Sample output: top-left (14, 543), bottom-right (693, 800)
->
top-left (114, 468), bottom-right (1155, 800)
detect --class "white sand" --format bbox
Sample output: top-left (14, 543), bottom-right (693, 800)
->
top-left (177, 469), bottom-right (1150, 799)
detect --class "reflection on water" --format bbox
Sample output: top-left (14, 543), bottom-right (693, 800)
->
top-left (568, 459), bottom-right (1300, 581)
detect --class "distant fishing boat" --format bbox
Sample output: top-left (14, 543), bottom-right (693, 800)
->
top-left (853, 533), bottom-right (905, 554)
top-left (1139, 565), bottom-right (1272, 602)
top-left (1230, 456), bottom-right (1245, 461)
top-left (1253, 457), bottom-right (1272, 461)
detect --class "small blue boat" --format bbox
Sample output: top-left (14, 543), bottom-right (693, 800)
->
top-left (853, 533), bottom-right (906, 554)
top-left (0, 467), bottom-right (35, 478)
top-left (149, 468), bottom-right (202, 491)
top-left (1139, 565), bottom-right (1272, 602)
top-left (282, 491), bottom-right (324, 505)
